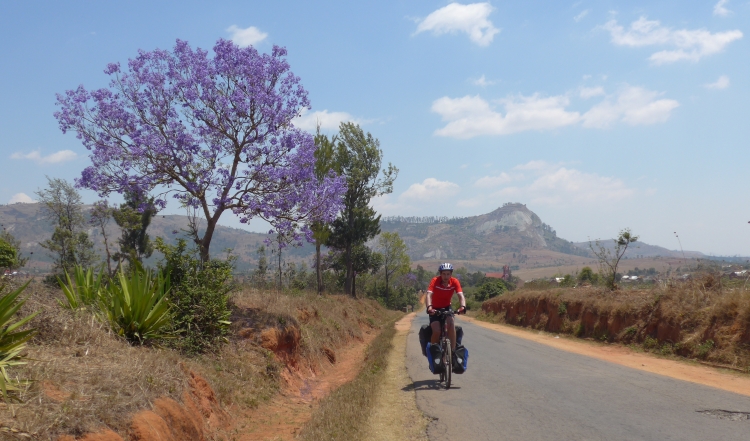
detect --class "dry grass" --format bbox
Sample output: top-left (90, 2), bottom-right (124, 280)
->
top-left (479, 273), bottom-right (750, 369)
top-left (297, 316), bottom-right (399, 441)
top-left (3, 281), bottom-right (186, 439)
top-left (0, 281), bottom-right (398, 440)
top-left (229, 286), bottom-right (397, 369)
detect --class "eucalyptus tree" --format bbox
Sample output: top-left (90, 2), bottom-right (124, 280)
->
top-left (326, 123), bottom-right (398, 296)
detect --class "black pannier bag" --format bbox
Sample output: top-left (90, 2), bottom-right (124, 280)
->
top-left (418, 325), bottom-right (431, 356)
top-left (453, 345), bottom-right (469, 374)
top-left (419, 325), bottom-right (464, 357)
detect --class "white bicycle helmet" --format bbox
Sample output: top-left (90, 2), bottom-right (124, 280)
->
top-left (438, 262), bottom-right (454, 272)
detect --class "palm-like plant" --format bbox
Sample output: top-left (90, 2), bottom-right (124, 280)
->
top-left (0, 280), bottom-right (38, 401)
top-left (57, 265), bottom-right (105, 309)
top-left (100, 267), bottom-right (172, 344)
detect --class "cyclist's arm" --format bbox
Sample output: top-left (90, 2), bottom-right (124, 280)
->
top-left (425, 290), bottom-right (433, 311)
top-left (456, 291), bottom-right (466, 308)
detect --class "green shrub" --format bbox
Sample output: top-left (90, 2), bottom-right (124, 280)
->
top-left (557, 301), bottom-right (568, 316)
top-left (57, 265), bottom-right (105, 309)
top-left (696, 340), bottom-right (714, 358)
top-left (643, 336), bottom-right (658, 350)
top-left (475, 279), bottom-right (507, 302)
top-left (99, 265), bottom-right (173, 344)
top-left (577, 266), bottom-right (599, 285)
top-left (155, 238), bottom-right (234, 355)
top-left (0, 280), bottom-right (38, 401)
top-left (559, 274), bottom-right (575, 287)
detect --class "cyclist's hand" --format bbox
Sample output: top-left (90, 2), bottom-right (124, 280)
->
top-left (427, 306), bottom-right (436, 315)
top-left (457, 306), bottom-right (466, 315)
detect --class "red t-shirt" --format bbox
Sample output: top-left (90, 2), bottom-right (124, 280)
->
top-left (427, 276), bottom-right (463, 309)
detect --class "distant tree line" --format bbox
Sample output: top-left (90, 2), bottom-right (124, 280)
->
top-left (381, 215), bottom-right (465, 224)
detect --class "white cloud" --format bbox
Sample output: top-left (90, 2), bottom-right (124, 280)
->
top-left (705, 75), bottom-right (730, 89)
top-left (434, 85), bottom-right (678, 137)
top-left (582, 86), bottom-right (679, 128)
top-left (579, 86), bottom-right (605, 99)
top-left (475, 172), bottom-right (513, 188)
top-left (488, 161), bottom-right (635, 206)
top-left (293, 109), bottom-right (358, 131)
top-left (713, 0), bottom-right (732, 17)
top-left (9, 193), bottom-right (35, 204)
top-left (400, 178), bottom-right (460, 201)
top-left (415, 2), bottom-right (500, 46)
top-left (226, 25), bottom-right (268, 47)
top-left (472, 74), bottom-right (495, 87)
top-left (432, 94), bottom-right (581, 138)
top-left (574, 9), bottom-right (590, 22)
top-left (600, 16), bottom-right (742, 64)
top-left (10, 149), bottom-right (77, 164)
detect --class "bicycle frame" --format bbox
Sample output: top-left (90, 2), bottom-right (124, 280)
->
top-left (432, 308), bottom-right (453, 389)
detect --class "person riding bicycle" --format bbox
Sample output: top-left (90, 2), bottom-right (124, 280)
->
top-left (426, 263), bottom-right (466, 353)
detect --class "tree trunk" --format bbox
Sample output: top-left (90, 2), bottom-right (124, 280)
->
top-left (199, 219), bottom-right (218, 264)
top-left (344, 241), bottom-right (354, 296)
top-left (278, 248), bottom-right (282, 291)
top-left (316, 242), bottom-right (323, 295)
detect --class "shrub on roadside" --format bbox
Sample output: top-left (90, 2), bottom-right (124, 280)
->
top-left (475, 279), bottom-right (508, 302)
top-left (155, 238), bottom-right (234, 355)
top-left (99, 265), bottom-right (173, 344)
top-left (57, 264), bottom-right (105, 309)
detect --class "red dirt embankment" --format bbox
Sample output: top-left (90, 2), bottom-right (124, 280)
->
top-left (55, 370), bottom-right (226, 441)
top-left (481, 286), bottom-right (750, 369)
top-left (53, 317), bottom-right (378, 441)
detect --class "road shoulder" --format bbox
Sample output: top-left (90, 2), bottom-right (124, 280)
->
top-left (363, 313), bottom-right (429, 441)
top-left (461, 315), bottom-right (750, 397)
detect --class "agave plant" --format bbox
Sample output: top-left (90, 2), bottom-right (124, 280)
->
top-left (100, 266), bottom-right (172, 344)
top-left (0, 280), bottom-right (38, 401)
top-left (57, 265), bottom-right (105, 309)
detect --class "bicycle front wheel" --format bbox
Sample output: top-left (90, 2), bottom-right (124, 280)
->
top-left (443, 340), bottom-right (452, 389)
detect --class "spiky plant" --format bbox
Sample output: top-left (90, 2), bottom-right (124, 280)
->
top-left (0, 280), bottom-right (38, 401)
top-left (99, 266), bottom-right (172, 344)
top-left (57, 265), bottom-right (105, 309)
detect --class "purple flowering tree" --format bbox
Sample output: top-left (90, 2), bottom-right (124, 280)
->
top-left (55, 39), bottom-right (345, 262)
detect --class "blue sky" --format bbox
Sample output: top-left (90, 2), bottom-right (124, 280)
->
top-left (1, 1), bottom-right (748, 255)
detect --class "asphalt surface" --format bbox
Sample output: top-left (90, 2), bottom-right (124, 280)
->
top-left (405, 312), bottom-right (750, 441)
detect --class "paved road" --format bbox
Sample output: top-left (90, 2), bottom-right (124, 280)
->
top-left (405, 312), bottom-right (750, 441)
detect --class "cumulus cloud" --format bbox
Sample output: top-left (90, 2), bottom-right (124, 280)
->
top-left (472, 74), bottom-right (495, 87)
top-left (475, 172), bottom-right (513, 188)
top-left (226, 25), bottom-right (268, 47)
top-left (433, 85), bottom-right (678, 137)
top-left (574, 10), bottom-right (590, 22)
top-left (579, 86), bottom-right (605, 99)
top-left (432, 94), bottom-right (581, 138)
top-left (415, 2), bottom-right (500, 46)
top-left (714, 0), bottom-right (732, 17)
top-left (9, 193), bottom-right (36, 204)
top-left (400, 178), bottom-right (460, 201)
top-left (293, 109), bottom-right (358, 131)
top-left (484, 161), bottom-right (635, 206)
top-left (600, 16), bottom-right (742, 64)
top-left (525, 165), bottom-right (634, 205)
top-left (10, 149), bottom-right (77, 164)
top-left (582, 86), bottom-right (679, 128)
top-left (705, 75), bottom-right (730, 89)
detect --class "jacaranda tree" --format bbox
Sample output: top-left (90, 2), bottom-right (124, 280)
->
top-left (55, 39), bottom-right (345, 262)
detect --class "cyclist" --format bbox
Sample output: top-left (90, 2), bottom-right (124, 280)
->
top-left (426, 262), bottom-right (466, 352)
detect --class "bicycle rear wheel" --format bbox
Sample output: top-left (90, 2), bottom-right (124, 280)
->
top-left (443, 340), bottom-right (452, 389)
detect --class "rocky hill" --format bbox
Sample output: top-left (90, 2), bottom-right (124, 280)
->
top-left (379, 203), bottom-right (590, 261)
